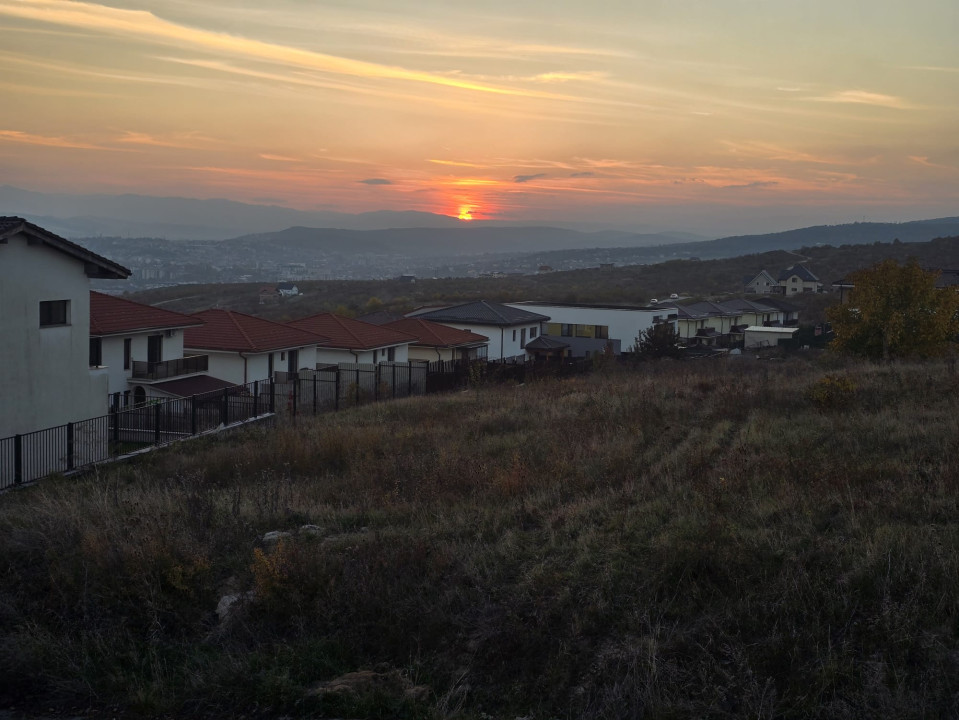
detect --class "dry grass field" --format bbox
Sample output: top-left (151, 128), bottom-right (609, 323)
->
top-left (2, 354), bottom-right (959, 718)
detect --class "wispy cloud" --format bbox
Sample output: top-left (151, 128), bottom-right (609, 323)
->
top-left (903, 65), bottom-right (959, 74)
top-left (359, 178), bottom-right (392, 185)
top-left (807, 90), bottom-right (913, 109)
top-left (570, 171), bottom-right (595, 178)
top-left (259, 153), bottom-right (301, 162)
top-left (514, 173), bottom-right (548, 183)
top-left (428, 159), bottom-right (486, 168)
top-left (909, 156), bottom-right (954, 170)
top-left (0, 0), bottom-right (585, 100)
top-left (720, 180), bottom-right (779, 190)
top-left (115, 131), bottom-right (209, 148)
top-left (0, 129), bottom-right (106, 149)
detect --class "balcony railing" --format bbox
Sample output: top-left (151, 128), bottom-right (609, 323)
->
top-left (131, 354), bottom-right (208, 381)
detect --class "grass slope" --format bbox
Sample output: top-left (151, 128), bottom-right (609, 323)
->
top-left (2, 356), bottom-right (959, 718)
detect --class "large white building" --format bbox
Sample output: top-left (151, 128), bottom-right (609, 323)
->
top-left (506, 301), bottom-right (676, 358)
top-left (408, 301), bottom-right (548, 361)
top-left (0, 217), bottom-right (129, 439)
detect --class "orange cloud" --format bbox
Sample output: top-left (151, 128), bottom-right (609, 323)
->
top-left (0, 129), bottom-right (106, 149)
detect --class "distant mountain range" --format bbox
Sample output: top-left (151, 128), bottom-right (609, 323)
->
top-left (0, 185), bottom-right (683, 240)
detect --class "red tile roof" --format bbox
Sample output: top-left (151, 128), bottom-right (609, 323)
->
top-left (184, 309), bottom-right (328, 353)
top-left (383, 318), bottom-right (489, 348)
top-left (288, 313), bottom-right (417, 351)
top-left (90, 291), bottom-right (203, 336)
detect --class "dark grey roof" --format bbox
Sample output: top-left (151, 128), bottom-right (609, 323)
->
top-left (719, 298), bottom-right (778, 313)
top-left (525, 335), bottom-right (569, 350)
top-left (0, 216), bottom-right (130, 279)
top-left (414, 300), bottom-right (549, 326)
top-left (778, 264), bottom-right (820, 283)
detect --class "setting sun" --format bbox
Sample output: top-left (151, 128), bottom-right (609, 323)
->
top-left (457, 205), bottom-right (474, 221)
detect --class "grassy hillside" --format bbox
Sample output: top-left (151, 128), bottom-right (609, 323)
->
top-left (2, 355), bottom-right (959, 718)
top-left (126, 236), bottom-right (959, 322)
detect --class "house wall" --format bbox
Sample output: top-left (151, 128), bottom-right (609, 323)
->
top-left (315, 344), bottom-right (409, 366)
top-left (100, 331), bottom-right (187, 395)
top-left (0, 234), bottom-right (110, 437)
top-left (192, 346), bottom-right (318, 385)
top-left (407, 345), bottom-right (486, 362)
top-left (428, 322), bottom-right (536, 360)
top-left (744, 328), bottom-right (797, 349)
top-left (780, 275), bottom-right (820, 294)
top-left (745, 273), bottom-right (779, 294)
top-left (509, 303), bottom-right (671, 356)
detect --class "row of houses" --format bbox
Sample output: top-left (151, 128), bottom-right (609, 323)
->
top-left (2, 217), bottom-right (803, 442)
top-left (744, 265), bottom-right (823, 295)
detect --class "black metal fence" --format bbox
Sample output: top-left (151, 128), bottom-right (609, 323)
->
top-left (1, 357), bottom-right (594, 489)
top-left (1, 379), bottom-right (275, 490)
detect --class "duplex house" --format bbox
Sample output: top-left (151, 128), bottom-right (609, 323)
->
top-left (779, 264), bottom-right (822, 294)
top-left (743, 270), bottom-right (780, 294)
top-left (0, 217), bottom-right (129, 438)
top-left (506, 301), bottom-right (677, 358)
top-left (382, 317), bottom-right (489, 362)
top-left (408, 301), bottom-right (548, 361)
top-left (184, 309), bottom-right (326, 384)
top-left (288, 313), bottom-right (415, 365)
top-left (89, 291), bottom-right (209, 406)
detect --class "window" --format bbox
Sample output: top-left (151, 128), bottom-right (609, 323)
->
top-left (595, 325), bottom-right (609, 340)
top-left (89, 337), bottom-right (102, 367)
top-left (39, 300), bottom-right (69, 327)
top-left (561, 324), bottom-right (573, 337)
top-left (530, 326), bottom-right (537, 338)
top-left (123, 338), bottom-right (132, 370)
top-left (388, 346), bottom-right (395, 361)
top-left (521, 328), bottom-right (527, 345)
top-left (512, 329), bottom-right (517, 342)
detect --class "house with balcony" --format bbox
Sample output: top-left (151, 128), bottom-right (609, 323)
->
top-left (288, 313), bottom-right (416, 365)
top-left (505, 301), bottom-right (676, 358)
top-left (88, 291), bottom-right (220, 406)
top-left (184, 309), bottom-right (327, 385)
top-left (0, 217), bottom-right (129, 440)
top-left (407, 301), bottom-right (549, 361)
top-left (382, 317), bottom-right (489, 363)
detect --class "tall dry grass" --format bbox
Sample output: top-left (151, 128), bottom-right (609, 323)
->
top-left (2, 354), bottom-right (959, 718)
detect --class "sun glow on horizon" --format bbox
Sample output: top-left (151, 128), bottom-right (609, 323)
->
top-left (457, 204), bottom-right (474, 221)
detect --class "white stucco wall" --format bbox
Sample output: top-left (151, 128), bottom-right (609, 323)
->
top-left (194, 346), bottom-right (318, 385)
top-left (0, 234), bottom-right (111, 437)
top-left (507, 303), bottom-right (673, 354)
top-left (100, 331), bottom-right (187, 395)
top-left (316, 344), bottom-right (410, 366)
top-left (426, 322), bottom-right (537, 360)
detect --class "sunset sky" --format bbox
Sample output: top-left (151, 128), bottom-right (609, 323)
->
top-left (1, 0), bottom-right (957, 233)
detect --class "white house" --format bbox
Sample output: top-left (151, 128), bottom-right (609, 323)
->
top-left (184, 309), bottom-right (325, 385)
top-left (408, 301), bottom-right (548, 361)
top-left (89, 291), bottom-right (209, 406)
top-left (743, 270), bottom-right (780, 294)
top-left (506, 301), bottom-right (676, 358)
top-left (288, 313), bottom-right (415, 365)
top-left (778, 265), bottom-right (822, 294)
top-left (382, 317), bottom-right (489, 362)
top-left (0, 217), bottom-right (129, 439)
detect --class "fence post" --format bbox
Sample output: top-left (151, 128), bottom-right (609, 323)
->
top-left (13, 434), bottom-right (22, 485)
top-left (392, 362), bottom-right (397, 399)
top-left (253, 381), bottom-right (259, 418)
top-left (334, 368), bottom-right (340, 411)
top-left (66, 422), bottom-right (74, 471)
top-left (312, 372), bottom-right (317, 414)
top-left (408, 361), bottom-right (413, 396)
top-left (374, 364), bottom-right (380, 402)
top-left (222, 388), bottom-right (230, 426)
top-left (292, 374), bottom-right (298, 418)
top-left (269, 378), bottom-right (275, 414)
top-left (191, 395), bottom-right (198, 435)
top-left (154, 402), bottom-right (162, 445)
top-left (355, 367), bottom-right (360, 406)
top-left (111, 405), bottom-right (120, 456)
